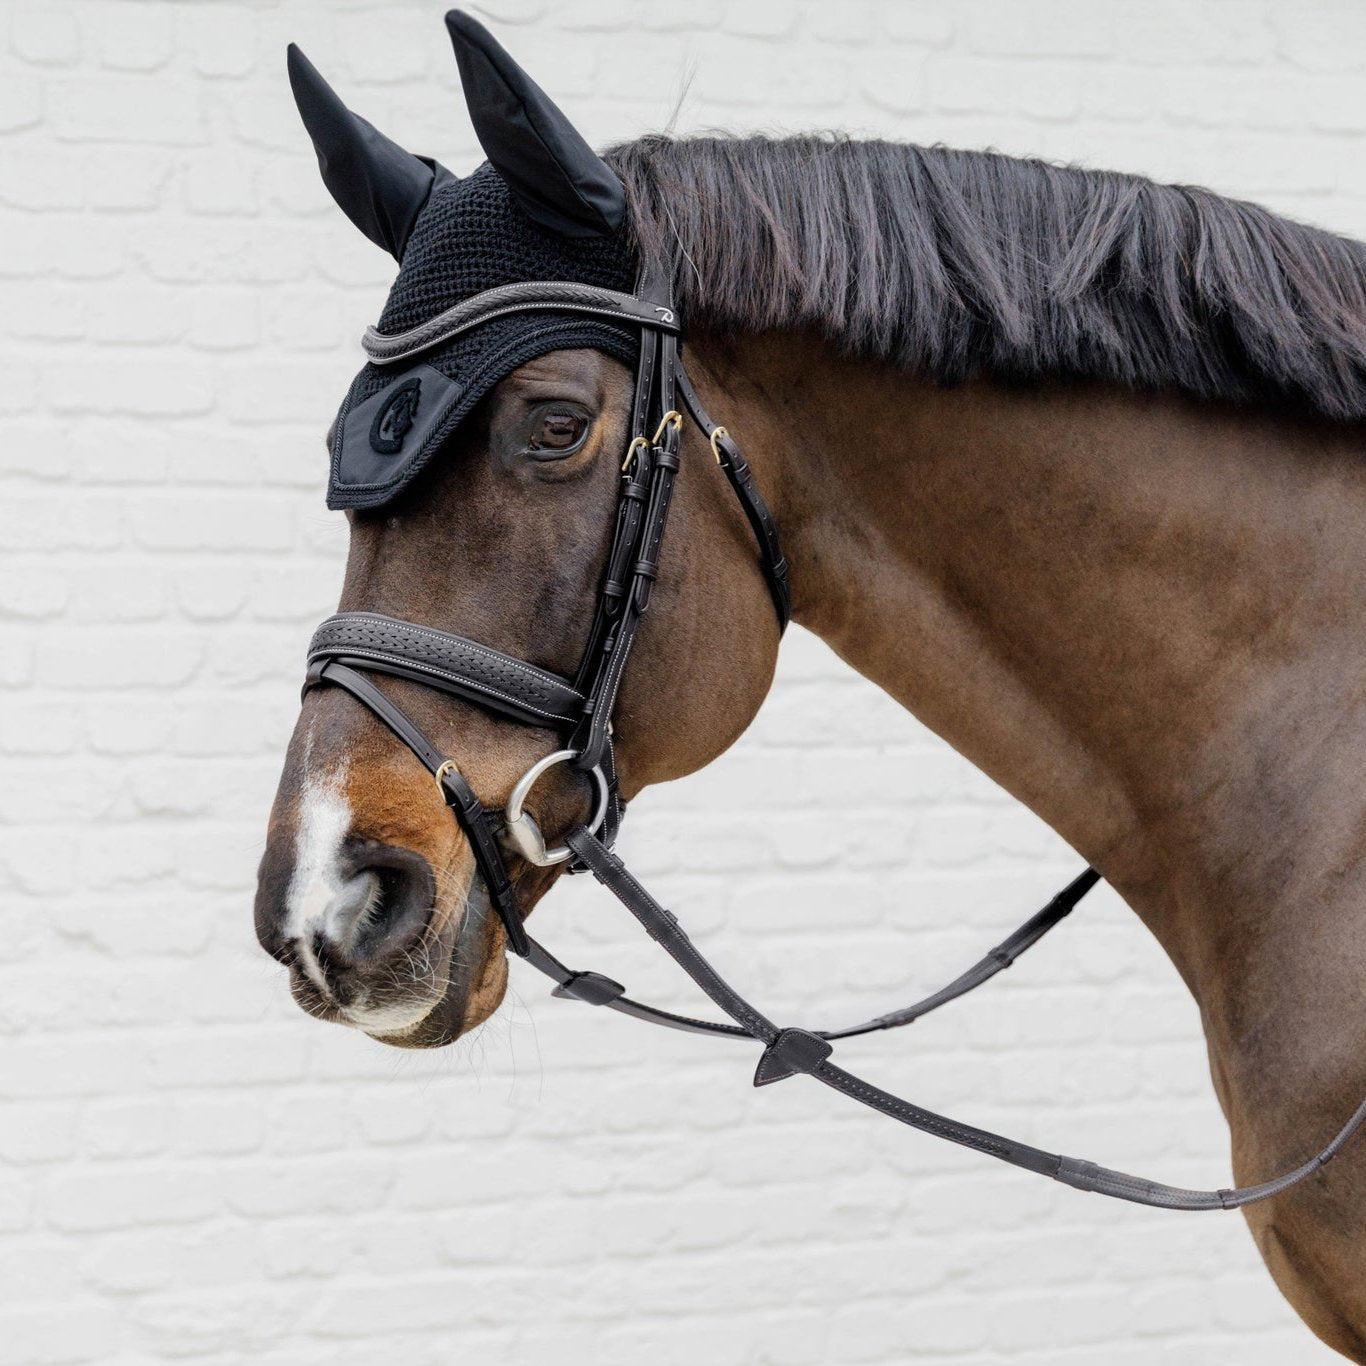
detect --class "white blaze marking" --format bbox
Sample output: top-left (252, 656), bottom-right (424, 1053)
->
top-left (280, 743), bottom-right (458, 1038)
top-left (285, 764), bottom-right (352, 995)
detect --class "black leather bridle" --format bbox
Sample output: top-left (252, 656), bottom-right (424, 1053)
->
top-left (304, 275), bottom-right (1366, 1212)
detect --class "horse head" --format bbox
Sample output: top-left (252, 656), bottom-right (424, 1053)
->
top-left (254, 14), bottom-right (783, 1047)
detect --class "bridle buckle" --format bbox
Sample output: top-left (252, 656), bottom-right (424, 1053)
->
top-left (650, 409), bottom-right (682, 445)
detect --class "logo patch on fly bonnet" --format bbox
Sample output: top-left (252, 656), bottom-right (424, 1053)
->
top-left (332, 364), bottom-right (466, 501)
top-left (370, 376), bottom-right (422, 453)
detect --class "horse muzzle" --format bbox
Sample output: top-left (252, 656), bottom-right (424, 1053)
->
top-left (256, 836), bottom-right (459, 1038)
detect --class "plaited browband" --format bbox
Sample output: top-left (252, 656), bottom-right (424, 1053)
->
top-left (301, 271), bottom-right (1366, 1212)
top-left (362, 280), bottom-right (679, 367)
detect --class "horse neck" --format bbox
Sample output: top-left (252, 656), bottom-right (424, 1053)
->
top-left (692, 330), bottom-right (1366, 995)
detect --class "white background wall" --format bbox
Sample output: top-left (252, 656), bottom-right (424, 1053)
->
top-left (3, 1), bottom-right (1364, 1362)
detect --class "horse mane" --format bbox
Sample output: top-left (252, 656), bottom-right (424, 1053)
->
top-left (606, 134), bottom-right (1366, 422)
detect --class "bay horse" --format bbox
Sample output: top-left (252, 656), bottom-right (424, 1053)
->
top-left (255, 13), bottom-right (1366, 1357)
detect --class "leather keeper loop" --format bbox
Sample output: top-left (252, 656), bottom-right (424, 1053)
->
top-left (552, 970), bottom-right (627, 1006)
top-left (753, 1027), bottom-right (834, 1087)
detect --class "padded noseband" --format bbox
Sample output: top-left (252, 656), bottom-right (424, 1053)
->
top-left (308, 612), bottom-right (584, 730)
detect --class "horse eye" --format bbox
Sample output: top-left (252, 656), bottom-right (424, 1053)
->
top-left (525, 408), bottom-right (589, 460)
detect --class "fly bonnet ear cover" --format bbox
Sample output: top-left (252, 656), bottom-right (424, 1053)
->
top-left (290, 11), bottom-right (636, 510)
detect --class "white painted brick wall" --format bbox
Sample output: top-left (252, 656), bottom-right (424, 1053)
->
top-left (2, 1), bottom-right (1360, 1361)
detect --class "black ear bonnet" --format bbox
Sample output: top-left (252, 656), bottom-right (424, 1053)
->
top-left (327, 167), bottom-right (635, 509)
top-left (290, 13), bottom-right (637, 510)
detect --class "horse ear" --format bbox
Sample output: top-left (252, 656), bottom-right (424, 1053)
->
top-left (287, 44), bottom-right (447, 261)
top-left (443, 9), bottom-right (626, 240)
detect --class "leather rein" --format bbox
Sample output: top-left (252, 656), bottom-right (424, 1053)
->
top-left (303, 276), bottom-right (1366, 1212)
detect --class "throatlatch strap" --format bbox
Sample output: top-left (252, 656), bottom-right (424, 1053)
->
top-left (561, 827), bottom-right (1366, 1211)
top-left (676, 365), bottom-right (791, 631)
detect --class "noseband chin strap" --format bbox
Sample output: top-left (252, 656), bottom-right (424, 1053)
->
top-left (303, 276), bottom-right (1366, 1212)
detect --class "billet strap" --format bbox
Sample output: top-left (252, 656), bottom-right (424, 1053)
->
top-left (308, 612), bottom-right (583, 731)
top-left (562, 827), bottom-right (1366, 1211)
top-left (675, 366), bottom-right (791, 631)
top-left (363, 280), bottom-right (681, 366)
top-left (306, 661), bottom-right (530, 957)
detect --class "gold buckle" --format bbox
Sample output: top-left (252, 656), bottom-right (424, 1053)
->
top-left (650, 410), bottom-right (682, 445)
top-left (621, 435), bottom-right (649, 473)
top-left (709, 425), bottom-right (729, 465)
top-left (433, 758), bottom-right (458, 794)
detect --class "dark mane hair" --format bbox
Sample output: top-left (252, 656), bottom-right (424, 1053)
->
top-left (606, 134), bottom-right (1366, 422)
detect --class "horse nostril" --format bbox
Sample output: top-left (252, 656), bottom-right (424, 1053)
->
top-left (327, 868), bottom-right (382, 950)
top-left (315, 843), bottom-right (436, 965)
